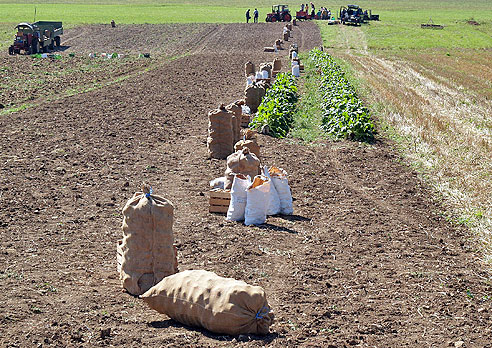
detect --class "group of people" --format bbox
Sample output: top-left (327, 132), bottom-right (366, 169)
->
top-left (245, 8), bottom-right (259, 23)
top-left (300, 2), bottom-right (316, 18)
top-left (317, 7), bottom-right (332, 20)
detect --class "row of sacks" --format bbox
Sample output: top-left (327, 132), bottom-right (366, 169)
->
top-left (117, 185), bottom-right (274, 335)
top-left (226, 166), bottom-right (293, 225)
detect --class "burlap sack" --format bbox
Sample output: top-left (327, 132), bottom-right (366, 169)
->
top-left (234, 139), bottom-right (260, 159)
top-left (141, 270), bottom-right (274, 335)
top-left (244, 61), bottom-right (255, 77)
top-left (224, 147), bottom-right (260, 190)
top-left (226, 100), bottom-right (244, 144)
top-left (244, 84), bottom-right (262, 114)
top-left (240, 128), bottom-right (258, 141)
top-left (272, 57), bottom-right (282, 71)
top-left (117, 185), bottom-right (178, 295)
top-left (207, 104), bottom-right (234, 159)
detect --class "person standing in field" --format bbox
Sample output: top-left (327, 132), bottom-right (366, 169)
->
top-left (254, 8), bottom-right (259, 23)
top-left (246, 9), bottom-right (251, 23)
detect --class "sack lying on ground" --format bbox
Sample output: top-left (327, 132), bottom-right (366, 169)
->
top-left (245, 175), bottom-right (270, 226)
top-left (234, 139), bottom-right (260, 159)
top-left (224, 147), bottom-right (261, 190)
top-left (210, 176), bottom-right (226, 190)
top-left (141, 270), bottom-right (274, 335)
top-left (263, 166), bottom-right (281, 215)
top-left (226, 100), bottom-right (244, 144)
top-left (269, 167), bottom-right (293, 215)
top-left (207, 105), bottom-right (234, 159)
top-left (259, 63), bottom-right (272, 78)
top-left (226, 174), bottom-right (250, 221)
top-left (117, 184), bottom-right (178, 295)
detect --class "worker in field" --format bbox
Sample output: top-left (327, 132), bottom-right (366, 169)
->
top-left (246, 9), bottom-right (251, 23)
top-left (254, 8), bottom-right (259, 23)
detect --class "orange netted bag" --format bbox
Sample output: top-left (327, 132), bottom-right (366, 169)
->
top-left (141, 270), bottom-right (274, 335)
top-left (207, 104), bottom-right (234, 159)
top-left (117, 185), bottom-right (178, 295)
top-left (224, 147), bottom-right (260, 190)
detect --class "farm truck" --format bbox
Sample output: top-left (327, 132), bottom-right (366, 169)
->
top-left (266, 5), bottom-right (292, 22)
top-left (8, 21), bottom-right (63, 55)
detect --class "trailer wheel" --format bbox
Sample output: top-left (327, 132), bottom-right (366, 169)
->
top-left (8, 46), bottom-right (14, 55)
top-left (49, 41), bottom-right (55, 50)
top-left (55, 36), bottom-right (61, 47)
top-left (284, 13), bottom-right (291, 22)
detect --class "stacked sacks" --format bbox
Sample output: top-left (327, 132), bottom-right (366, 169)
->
top-left (224, 147), bottom-right (260, 190)
top-left (226, 100), bottom-right (244, 144)
top-left (117, 184), bottom-right (178, 295)
top-left (207, 104), bottom-right (234, 159)
top-left (141, 270), bottom-right (274, 335)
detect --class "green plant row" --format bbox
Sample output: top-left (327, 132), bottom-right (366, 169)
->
top-left (250, 72), bottom-right (298, 138)
top-left (309, 48), bottom-right (375, 141)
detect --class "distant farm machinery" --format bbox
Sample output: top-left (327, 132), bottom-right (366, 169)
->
top-left (8, 21), bottom-right (63, 55)
top-left (266, 4), bottom-right (292, 22)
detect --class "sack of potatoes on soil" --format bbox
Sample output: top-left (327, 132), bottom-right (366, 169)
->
top-left (207, 104), bottom-right (234, 159)
top-left (224, 147), bottom-right (261, 190)
top-left (117, 184), bottom-right (178, 295)
top-left (226, 100), bottom-right (244, 144)
top-left (244, 83), bottom-right (266, 114)
top-left (240, 128), bottom-right (258, 141)
top-left (234, 139), bottom-right (260, 159)
top-left (269, 167), bottom-right (293, 215)
top-left (244, 61), bottom-right (255, 77)
top-left (141, 270), bottom-right (274, 335)
top-left (245, 175), bottom-right (271, 226)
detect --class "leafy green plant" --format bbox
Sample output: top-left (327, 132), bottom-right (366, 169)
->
top-left (250, 72), bottom-right (298, 138)
top-left (309, 48), bottom-right (375, 141)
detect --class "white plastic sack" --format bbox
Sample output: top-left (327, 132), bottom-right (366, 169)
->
top-left (255, 71), bottom-right (263, 80)
top-left (291, 60), bottom-right (299, 66)
top-left (242, 105), bottom-right (251, 115)
top-left (292, 51), bottom-right (298, 59)
top-left (210, 177), bottom-right (226, 190)
top-left (292, 65), bottom-right (300, 77)
top-left (269, 167), bottom-right (293, 215)
top-left (226, 175), bottom-right (251, 221)
top-left (244, 175), bottom-right (270, 226)
top-left (263, 166), bottom-right (280, 215)
top-left (261, 70), bottom-right (269, 79)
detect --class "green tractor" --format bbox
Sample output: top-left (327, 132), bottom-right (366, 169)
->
top-left (266, 4), bottom-right (292, 22)
top-left (8, 21), bottom-right (63, 55)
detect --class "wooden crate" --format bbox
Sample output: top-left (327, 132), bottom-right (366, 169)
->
top-left (209, 189), bottom-right (231, 213)
top-left (241, 114), bottom-right (251, 128)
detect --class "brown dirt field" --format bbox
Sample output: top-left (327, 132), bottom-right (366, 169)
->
top-left (1, 22), bottom-right (491, 348)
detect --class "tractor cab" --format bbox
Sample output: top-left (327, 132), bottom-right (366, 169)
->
top-left (266, 4), bottom-right (292, 22)
top-left (9, 23), bottom-right (36, 55)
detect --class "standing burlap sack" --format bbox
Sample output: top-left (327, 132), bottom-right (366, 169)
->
top-left (141, 270), bottom-right (274, 335)
top-left (244, 84), bottom-right (261, 114)
top-left (207, 104), bottom-right (234, 159)
top-left (224, 147), bottom-right (260, 190)
top-left (244, 61), bottom-right (255, 77)
top-left (234, 139), bottom-right (260, 159)
top-left (117, 185), bottom-right (178, 295)
top-left (226, 100), bottom-right (244, 144)
top-left (272, 57), bottom-right (282, 71)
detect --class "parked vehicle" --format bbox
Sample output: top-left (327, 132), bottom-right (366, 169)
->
top-left (8, 21), bottom-right (63, 55)
top-left (266, 4), bottom-right (292, 22)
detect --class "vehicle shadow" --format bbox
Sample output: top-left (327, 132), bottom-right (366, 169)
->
top-left (53, 45), bottom-right (71, 52)
top-left (148, 320), bottom-right (280, 343)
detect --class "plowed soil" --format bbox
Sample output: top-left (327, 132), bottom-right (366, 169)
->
top-left (1, 22), bottom-right (491, 348)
